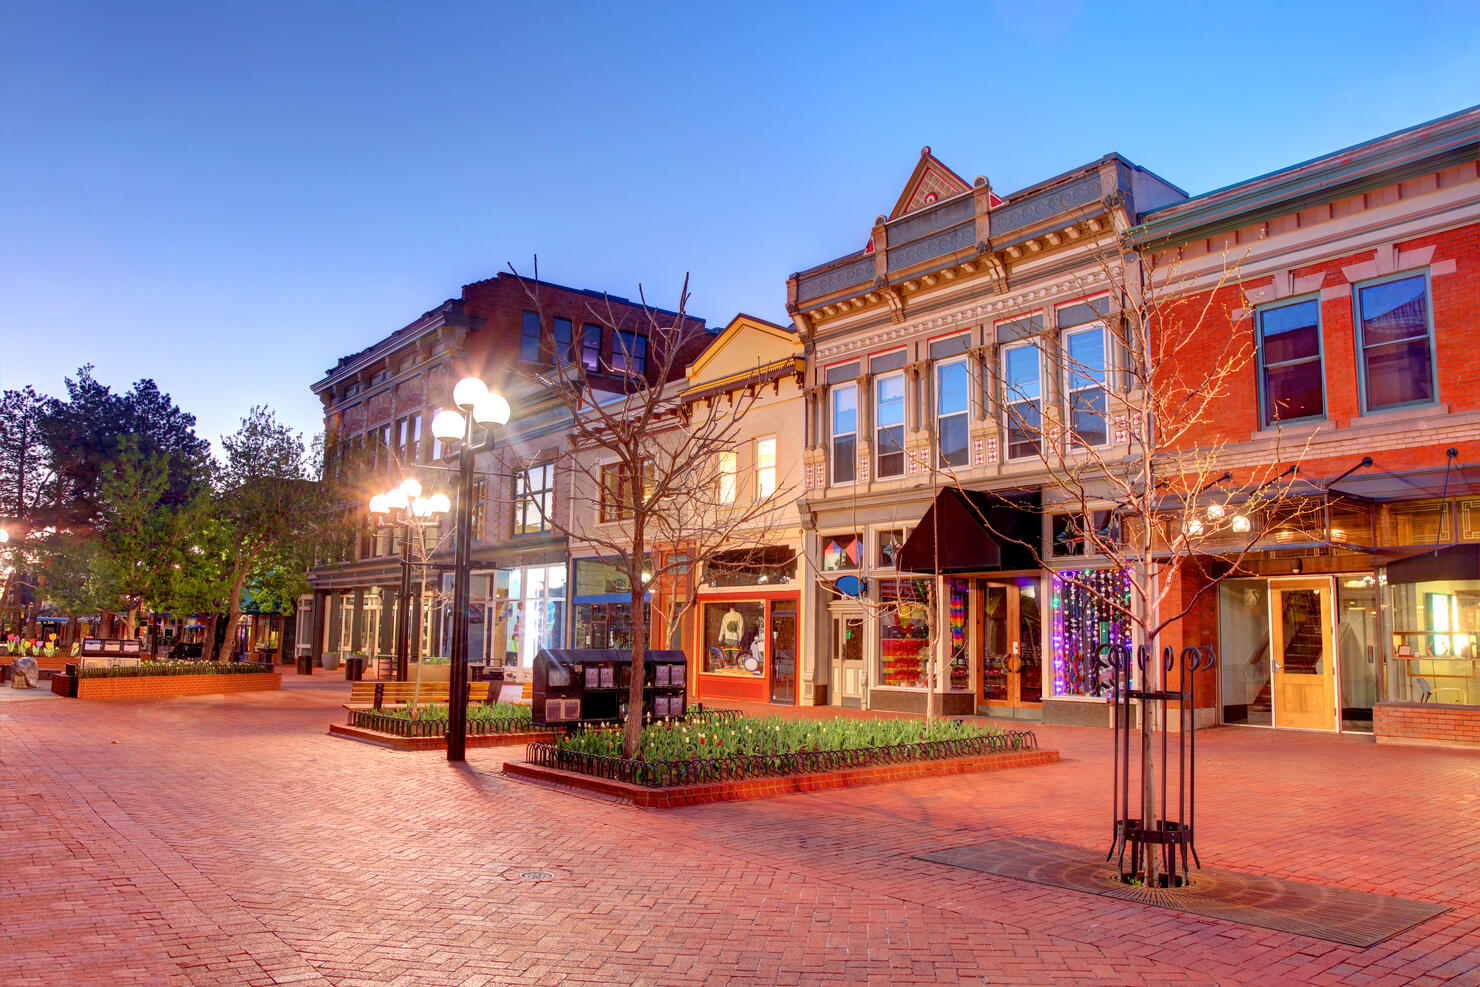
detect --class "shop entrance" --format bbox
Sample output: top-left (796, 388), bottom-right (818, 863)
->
top-left (978, 577), bottom-right (1042, 715)
top-left (1270, 578), bottom-right (1336, 730)
top-left (832, 612), bottom-right (865, 708)
top-left (770, 604), bottom-right (797, 704)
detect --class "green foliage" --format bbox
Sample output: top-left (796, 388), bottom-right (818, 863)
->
top-left (556, 711), bottom-right (997, 761)
top-left (73, 661), bottom-right (274, 679)
top-left (374, 702), bottom-right (533, 727)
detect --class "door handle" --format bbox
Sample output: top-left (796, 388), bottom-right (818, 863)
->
top-left (1274, 662), bottom-right (1283, 671)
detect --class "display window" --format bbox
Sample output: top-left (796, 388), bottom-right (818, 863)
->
top-left (823, 533), bottom-right (861, 571)
top-left (1386, 577), bottom-right (1480, 705)
top-left (1051, 568), bottom-right (1132, 697)
top-left (947, 577), bottom-right (970, 690)
top-left (574, 602), bottom-right (633, 649)
top-left (703, 601), bottom-right (766, 676)
top-left (879, 578), bottom-right (932, 687)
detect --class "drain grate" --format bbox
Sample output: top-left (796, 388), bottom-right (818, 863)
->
top-left (520, 870), bottom-right (554, 881)
top-left (917, 836), bottom-right (1447, 948)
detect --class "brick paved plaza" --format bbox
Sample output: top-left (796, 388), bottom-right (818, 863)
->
top-left (3, 674), bottom-right (1479, 986)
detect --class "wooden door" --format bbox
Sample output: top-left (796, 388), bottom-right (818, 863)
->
top-left (834, 614), bottom-right (865, 708)
top-left (979, 579), bottom-right (1043, 709)
top-left (1271, 579), bottom-right (1336, 730)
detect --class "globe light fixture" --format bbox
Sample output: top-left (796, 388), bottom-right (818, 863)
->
top-left (400, 477), bottom-right (423, 499)
top-left (472, 391), bottom-right (511, 426)
top-left (1231, 514), bottom-right (1252, 533)
top-left (387, 487), bottom-right (409, 510)
top-left (1206, 503), bottom-right (1226, 520)
top-left (427, 493), bottom-right (452, 514)
top-left (411, 497), bottom-right (432, 518)
top-left (368, 494), bottom-right (391, 515)
top-left (1186, 518), bottom-right (1204, 536)
top-left (452, 376), bottom-right (488, 409)
top-left (431, 409), bottom-right (466, 442)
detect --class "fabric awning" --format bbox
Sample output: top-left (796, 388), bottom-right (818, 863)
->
top-left (896, 489), bottom-right (1041, 574)
top-left (1387, 543), bottom-right (1480, 583)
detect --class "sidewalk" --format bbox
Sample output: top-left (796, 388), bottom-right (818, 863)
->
top-left (3, 671), bottom-right (1477, 985)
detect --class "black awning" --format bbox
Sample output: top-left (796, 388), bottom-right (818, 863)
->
top-left (896, 489), bottom-right (1041, 574)
top-left (1387, 543), bottom-right (1480, 583)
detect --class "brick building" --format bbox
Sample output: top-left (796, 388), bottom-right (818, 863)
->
top-left (303, 273), bottom-right (708, 679)
top-left (1127, 105), bottom-right (1480, 742)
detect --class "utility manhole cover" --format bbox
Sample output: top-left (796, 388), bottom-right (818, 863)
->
top-left (521, 871), bottom-right (554, 881)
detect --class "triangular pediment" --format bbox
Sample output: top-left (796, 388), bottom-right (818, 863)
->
top-left (685, 314), bottom-right (800, 389)
top-left (864, 147), bottom-right (1004, 252)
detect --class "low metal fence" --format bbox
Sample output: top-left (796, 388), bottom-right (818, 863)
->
top-left (525, 728), bottom-right (1038, 788)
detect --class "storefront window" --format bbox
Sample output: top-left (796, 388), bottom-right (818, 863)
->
top-left (703, 601), bottom-right (766, 676)
top-left (947, 578), bottom-right (970, 690)
top-left (705, 546), bottom-right (796, 587)
top-left (1337, 576), bottom-right (1380, 731)
top-left (879, 578), bottom-right (931, 687)
top-left (572, 559), bottom-right (641, 649)
top-left (1051, 568), bottom-right (1131, 697)
top-left (877, 529), bottom-right (905, 568)
top-left (1218, 579), bottom-right (1271, 726)
top-left (1386, 576), bottom-right (1480, 705)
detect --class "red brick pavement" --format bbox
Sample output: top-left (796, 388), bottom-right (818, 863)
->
top-left (3, 672), bottom-right (1479, 986)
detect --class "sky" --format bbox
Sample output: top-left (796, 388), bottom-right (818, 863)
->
top-left (3, 1), bottom-right (1478, 452)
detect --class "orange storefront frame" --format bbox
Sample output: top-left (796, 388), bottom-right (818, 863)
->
top-left (691, 588), bottom-right (800, 706)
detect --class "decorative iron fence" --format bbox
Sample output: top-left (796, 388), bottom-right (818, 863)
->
top-left (525, 728), bottom-right (1038, 788)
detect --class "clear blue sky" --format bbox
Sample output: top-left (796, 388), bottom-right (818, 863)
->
top-left (3, 1), bottom-right (1477, 449)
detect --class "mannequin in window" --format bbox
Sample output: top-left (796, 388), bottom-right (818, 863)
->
top-left (720, 607), bottom-right (744, 668)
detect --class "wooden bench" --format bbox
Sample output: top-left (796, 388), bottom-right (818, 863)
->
top-left (345, 679), bottom-right (505, 712)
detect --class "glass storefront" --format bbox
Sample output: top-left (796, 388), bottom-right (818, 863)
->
top-left (1051, 568), bottom-right (1131, 697)
top-left (571, 559), bottom-right (637, 649)
top-left (1336, 577), bottom-right (1380, 731)
top-left (447, 565), bottom-right (566, 670)
top-left (703, 601), bottom-right (766, 675)
top-left (1218, 579), bottom-right (1272, 726)
top-left (1385, 575), bottom-right (1480, 705)
top-left (878, 578), bottom-right (931, 687)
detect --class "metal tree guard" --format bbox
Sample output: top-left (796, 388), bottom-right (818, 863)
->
top-left (1099, 642), bottom-right (1215, 887)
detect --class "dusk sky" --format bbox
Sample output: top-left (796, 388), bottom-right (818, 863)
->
top-left (4, 1), bottom-right (1478, 449)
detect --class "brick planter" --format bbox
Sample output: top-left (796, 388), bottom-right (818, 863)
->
top-left (328, 723), bottom-right (558, 752)
top-left (503, 748), bottom-right (1060, 808)
top-left (1374, 701), bottom-right (1480, 748)
top-left (64, 672), bottom-right (282, 700)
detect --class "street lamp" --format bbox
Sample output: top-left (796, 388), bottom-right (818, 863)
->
top-left (430, 376), bottom-right (511, 762)
top-left (369, 477), bottom-right (449, 681)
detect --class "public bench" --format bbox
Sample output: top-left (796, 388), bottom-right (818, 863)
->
top-left (345, 679), bottom-right (505, 712)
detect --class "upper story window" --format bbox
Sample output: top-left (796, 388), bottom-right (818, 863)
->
top-left (1002, 343), bottom-right (1042, 460)
top-left (874, 372), bottom-right (905, 477)
top-left (1256, 298), bottom-right (1324, 426)
top-left (520, 311), bottom-right (543, 363)
top-left (822, 533), bottom-right (861, 571)
top-left (716, 450), bottom-right (738, 504)
top-left (600, 461), bottom-right (654, 522)
top-left (407, 414), bottom-right (421, 463)
top-left (830, 379), bottom-right (858, 485)
top-left (755, 436), bottom-right (777, 499)
top-left (1065, 325), bottom-right (1108, 446)
top-left (582, 324), bottom-right (602, 371)
top-left (1356, 273), bottom-right (1435, 412)
top-left (514, 462), bottom-right (555, 535)
top-left (371, 369), bottom-right (389, 385)
top-left (935, 358), bottom-right (969, 467)
top-left (553, 318), bottom-right (574, 364)
top-left (613, 330), bottom-right (647, 376)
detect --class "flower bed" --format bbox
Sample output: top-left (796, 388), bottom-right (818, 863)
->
top-left (349, 702), bottom-right (533, 738)
top-left (70, 660), bottom-right (275, 678)
top-left (526, 712), bottom-right (1038, 788)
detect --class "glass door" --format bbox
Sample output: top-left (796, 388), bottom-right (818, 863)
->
top-left (979, 577), bottom-right (1042, 711)
top-left (1270, 578), bottom-right (1336, 730)
top-left (770, 603), bottom-right (797, 704)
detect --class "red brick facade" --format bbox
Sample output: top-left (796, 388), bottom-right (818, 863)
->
top-left (1374, 701), bottom-right (1480, 747)
top-left (59, 672), bottom-right (283, 700)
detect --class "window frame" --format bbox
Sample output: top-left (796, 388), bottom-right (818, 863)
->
top-left (716, 449), bottom-right (738, 505)
top-left (1253, 295), bottom-right (1326, 429)
top-left (1001, 340), bottom-right (1043, 461)
top-left (1354, 269), bottom-right (1438, 415)
top-left (513, 461), bottom-right (556, 536)
top-left (552, 317), bottom-right (574, 364)
top-left (830, 381), bottom-right (858, 486)
top-left (581, 323), bottom-right (603, 371)
top-left (934, 356), bottom-right (970, 468)
top-left (520, 311), bottom-right (544, 364)
top-left (1063, 323), bottom-right (1110, 447)
top-left (874, 369), bottom-right (906, 478)
top-left (754, 436), bottom-right (777, 500)
top-left (613, 329), bottom-right (648, 377)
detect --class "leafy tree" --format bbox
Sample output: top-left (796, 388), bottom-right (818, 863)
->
top-left (0, 386), bottom-right (54, 527)
top-left (39, 365), bottom-right (210, 528)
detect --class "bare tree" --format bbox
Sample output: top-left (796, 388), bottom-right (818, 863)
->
top-left (512, 267), bottom-right (794, 757)
top-left (919, 234), bottom-right (1320, 885)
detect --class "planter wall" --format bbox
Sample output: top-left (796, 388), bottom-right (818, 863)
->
top-left (1374, 701), bottom-right (1480, 748)
top-left (71, 672), bottom-right (282, 700)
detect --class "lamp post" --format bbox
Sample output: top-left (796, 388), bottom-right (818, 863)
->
top-left (369, 478), bottom-right (450, 681)
top-left (430, 378), bottom-right (511, 762)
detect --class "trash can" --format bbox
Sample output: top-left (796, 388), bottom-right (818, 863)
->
top-left (344, 656), bottom-right (365, 681)
top-left (296, 654), bottom-right (313, 675)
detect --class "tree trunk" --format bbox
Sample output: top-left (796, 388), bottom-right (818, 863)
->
top-left (623, 583), bottom-right (647, 758)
